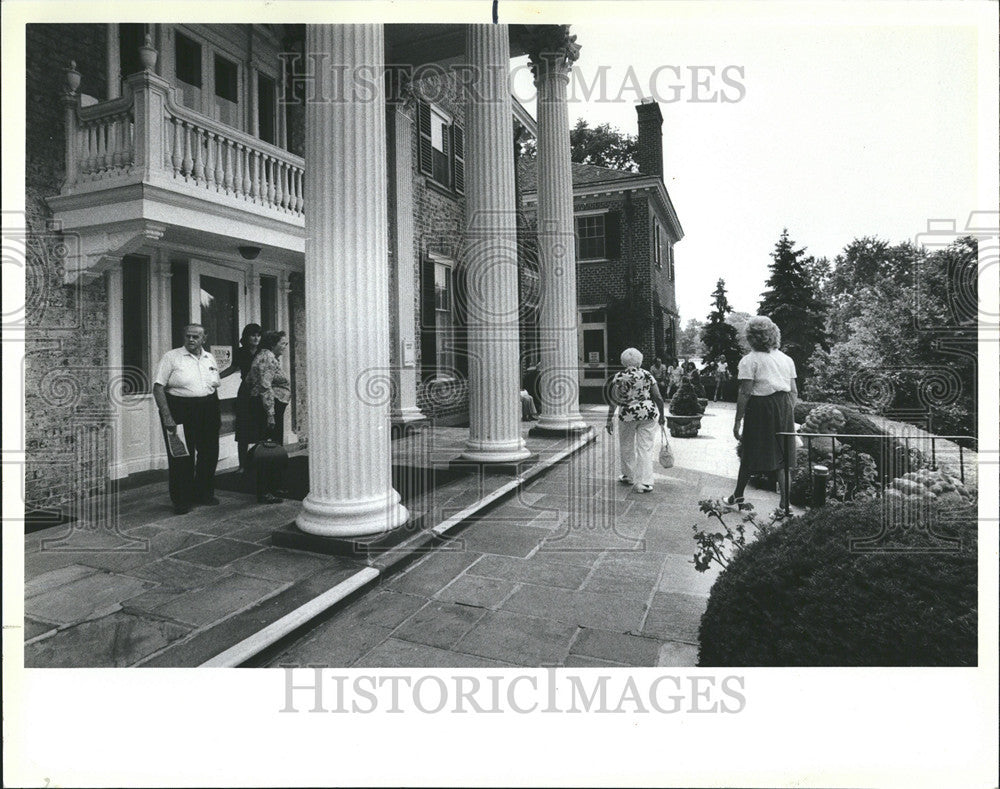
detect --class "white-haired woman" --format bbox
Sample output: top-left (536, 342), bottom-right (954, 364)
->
top-left (605, 347), bottom-right (666, 493)
top-left (727, 315), bottom-right (797, 516)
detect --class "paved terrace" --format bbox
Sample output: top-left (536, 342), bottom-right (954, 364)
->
top-left (23, 402), bottom-right (786, 668)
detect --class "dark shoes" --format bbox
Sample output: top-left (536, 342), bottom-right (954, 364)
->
top-left (195, 496), bottom-right (221, 506)
top-left (258, 493), bottom-right (283, 505)
top-left (723, 495), bottom-right (745, 506)
top-left (173, 504), bottom-right (191, 515)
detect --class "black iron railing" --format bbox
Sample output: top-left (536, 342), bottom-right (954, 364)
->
top-left (776, 431), bottom-right (977, 513)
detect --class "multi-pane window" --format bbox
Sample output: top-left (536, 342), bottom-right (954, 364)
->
top-left (174, 32), bottom-right (203, 111)
top-left (213, 53), bottom-right (239, 126)
top-left (434, 261), bottom-right (455, 374)
top-left (257, 73), bottom-right (277, 145)
top-left (418, 101), bottom-right (465, 194)
top-left (654, 223), bottom-right (663, 268)
top-left (575, 214), bottom-right (607, 261)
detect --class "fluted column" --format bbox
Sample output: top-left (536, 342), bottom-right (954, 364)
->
top-left (296, 24), bottom-right (409, 537)
top-left (461, 24), bottom-right (531, 463)
top-left (528, 26), bottom-right (587, 433)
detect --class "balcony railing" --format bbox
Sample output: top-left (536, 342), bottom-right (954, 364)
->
top-left (62, 68), bottom-right (304, 220)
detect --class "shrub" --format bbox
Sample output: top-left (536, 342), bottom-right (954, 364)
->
top-left (670, 379), bottom-right (701, 416)
top-left (697, 500), bottom-right (977, 666)
top-left (794, 400), bottom-right (924, 483)
top-left (788, 445), bottom-right (878, 506)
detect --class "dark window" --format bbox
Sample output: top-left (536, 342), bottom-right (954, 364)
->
top-left (434, 261), bottom-right (456, 374)
top-left (175, 32), bottom-right (202, 87)
top-left (118, 24), bottom-right (146, 83)
top-left (654, 223), bottom-right (663, 268)
top-left (257, 73), bottom-right (277, 145)
top-left (259, 275), bottom-right (278, 332)
top-left (575, 215), bottom-right (607, 260)
top-left (214, 55), bottom-right (238, 102)
top-left (122, 255), bottom-right (149, 395)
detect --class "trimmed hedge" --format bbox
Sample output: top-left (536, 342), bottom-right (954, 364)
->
top-left (697, 500), bottom-right (977, 666)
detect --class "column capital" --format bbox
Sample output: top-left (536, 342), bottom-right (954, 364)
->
top-left (522, 25), bottom-right (581, 85)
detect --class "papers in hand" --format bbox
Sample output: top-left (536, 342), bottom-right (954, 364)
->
top-left (166, 424), bottom-right (189, 458)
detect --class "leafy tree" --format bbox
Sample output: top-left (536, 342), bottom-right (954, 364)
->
top-left (522, 119), bottom-right (639, 172)
top-left (700, 279), bottom-right (742, 374)
top-left (725, 310), bottom-right (753, 354)
top-left (805, 236), bottom-right (976, 437)
top-left (759, 229), bottom-right (828, 382)
top-left (676, 318), bottom-right (705, 359)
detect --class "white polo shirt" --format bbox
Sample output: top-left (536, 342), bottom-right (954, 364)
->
top-left (737, 350), bottom-right (797, 396)
top-left (154, 347), bottom-right (221, 398)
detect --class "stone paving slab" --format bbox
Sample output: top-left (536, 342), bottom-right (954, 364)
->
top-left (353, 638), bottom-right (514, 669)
top-left (151, 573), bottom-right (288, 628)
top-left (465, 553), bottom-right (592, 589)
top-left (24, 570), bottom-right (155, 625)
top-left (391, 601), bottom-right (487, 650)
top-left (570, 627), bottom-right (664, 666)
top-left (433, 573), bottom-right (519, 609)
top-left (24, 611), bottom-right (193, 668)
top-left (452, 609), bottom-right (578, 666)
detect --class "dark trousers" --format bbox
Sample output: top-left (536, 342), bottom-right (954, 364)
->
top-left (162, 393), bottom-right (221, 507)
top-left (250, 398), bottom-right (287, 499)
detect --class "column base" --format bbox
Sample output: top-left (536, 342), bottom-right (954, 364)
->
top-left (390, 411), bottom-right (428, 439)
top-left (273, 512), bottom-right (429, 561)
top-left (460, 439), bottom-right (532, 464)
top-left (532, 412), bottom-right (589, 434)
top-left (528, 423), bottom-right (594, 439)
top-left (295, 492), bottom-right (410, 538)
top-left (448, 453), bottom-right (540, 476)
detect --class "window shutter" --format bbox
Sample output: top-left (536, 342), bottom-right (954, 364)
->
top-left (420, 255), bottom-right (437, 375)
top-left (417, 102), bottom-right (433, 177)
top-left (452, 125), bottom-right (465, 194)
top-left (606, 211), bottom-right (622, 259)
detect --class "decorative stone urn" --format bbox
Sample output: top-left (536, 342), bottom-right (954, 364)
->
top-left (65, 60), bottom-right (81, 94)
top-left (139, 34), bottom-right (158, 71)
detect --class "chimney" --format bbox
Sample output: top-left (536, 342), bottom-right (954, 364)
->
top-left (635, 97), bottom-right (663, 178)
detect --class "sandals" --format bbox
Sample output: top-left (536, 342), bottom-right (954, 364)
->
top-left (769, 508), bottom-right (790, 521)
top-left (258, 493), bottom-right (283, 505)
top-left (723, 495), bottom-right (745, 506)
top-left (619, 475), bottom-right (633, 485)
top-left (634, 484), bottom-right (654, 494)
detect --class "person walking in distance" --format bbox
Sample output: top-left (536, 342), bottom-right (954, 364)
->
top-left (153, 324), bottom-right (222, 514)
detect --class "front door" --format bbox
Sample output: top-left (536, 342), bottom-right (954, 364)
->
top-left (579, 309), bottom-right (607, 397)
top-left (189, 261), bottom-right (248, 453)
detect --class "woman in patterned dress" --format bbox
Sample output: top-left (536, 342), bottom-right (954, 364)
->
top-left (248, 330), bottom-right (291, 504)
top-left (605, 347), bottom-right (666, 493)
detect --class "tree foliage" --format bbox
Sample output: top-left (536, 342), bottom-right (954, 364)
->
top-left (700, 278), bottom-right (743, 373)
top-left (567, 119), bottom-right (639, 171)
top-left (805, 235), bottom-right (976, 437)
top-left (676, 318), bottom-right (705, 359)
top-left (759, 229), bottom-right (829, 383)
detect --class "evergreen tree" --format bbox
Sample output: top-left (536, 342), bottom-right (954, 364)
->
top-left (700, 279), bottom-right (742, 374)
top-left (759, 229), bottom-right (828, 382)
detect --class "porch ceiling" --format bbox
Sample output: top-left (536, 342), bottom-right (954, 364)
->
top-left (385, 24), bottom-right (528, 66)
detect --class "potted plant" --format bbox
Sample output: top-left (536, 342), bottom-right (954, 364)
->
top-left (667, 379), bottom-right (704, 437)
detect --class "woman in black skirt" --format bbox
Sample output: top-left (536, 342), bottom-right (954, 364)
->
top-left (727, 315), bottom-right (797, 517)
top-left (220, 323), bottom-right (262, 472)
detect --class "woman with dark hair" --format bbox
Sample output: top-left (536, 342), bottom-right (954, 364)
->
top-left (727, 315), bottom-right (797, 517)
top-left (220, 323), bottom-right (262, 471)
top-left (248, 329), bottom-right (290, 503)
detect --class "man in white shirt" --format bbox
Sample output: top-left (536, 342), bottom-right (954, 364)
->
top-left (152, 324), bottom-right (222, 514)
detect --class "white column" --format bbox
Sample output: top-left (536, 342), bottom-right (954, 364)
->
top-left (530, 29), bottom-right (587, 432)
top-left (461, 24), bottom-right (530, 463)
top-left (388, 103), bottom-right (424, 425)
top-left (296, 24), bottom-right (409, 537)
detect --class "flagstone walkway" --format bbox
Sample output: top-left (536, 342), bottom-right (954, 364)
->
top-left (23, 401), bottom-right (785, 668)
top-left (259, 402), bottom-right (785, 668)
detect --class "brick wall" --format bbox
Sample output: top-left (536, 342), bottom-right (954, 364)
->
top-left (24, 24), bottom-right (114, 513)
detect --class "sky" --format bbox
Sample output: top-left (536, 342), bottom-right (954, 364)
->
top-left (509, 4), bottom-right (991, 322)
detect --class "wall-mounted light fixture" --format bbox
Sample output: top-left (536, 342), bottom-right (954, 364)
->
top-left (238, 245), bottom-right (262, 260)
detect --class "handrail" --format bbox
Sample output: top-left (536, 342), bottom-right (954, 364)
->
top-left (163, 90), bottom-right (303, 167)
